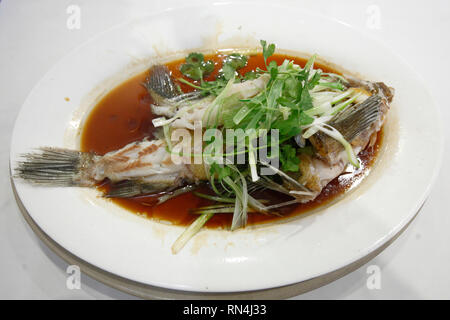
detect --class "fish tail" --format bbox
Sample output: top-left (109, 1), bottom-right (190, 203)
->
top-left (14, 147), bottom-right (97, 187)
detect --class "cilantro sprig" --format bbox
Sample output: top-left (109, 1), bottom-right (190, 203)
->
top-left (179, 52), bottom-right (253, 96)
top-left (179, 53), bottom-right (215, 81)
top-left (220, 53), bottom-right (248, 80)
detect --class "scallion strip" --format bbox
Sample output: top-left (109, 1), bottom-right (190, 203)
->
top-left (171, 212), bottom-right (214, 254)
top-left (330, 93), bottom-right (361, 115)
top-left (316, 124), bottom-right (360, 168)
top-left (193, 192), bottom-right (235, 203)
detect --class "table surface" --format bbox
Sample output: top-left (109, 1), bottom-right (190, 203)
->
top-left (0, 0), bottom-right (448, 299)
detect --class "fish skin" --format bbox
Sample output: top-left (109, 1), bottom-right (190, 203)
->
top-left (91, 139), bottom-right (195, 185)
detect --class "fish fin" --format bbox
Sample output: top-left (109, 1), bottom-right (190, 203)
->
top-left (156, 184), bottom-right (198, 204)
top-left (14, 147), bottom-right (96, 187)
top-left (103, 180), bottom-right (168, 198)
top-left (331, 94), bottom-right (382, 141)
top-left (144, 65), bottom-right (181, 103)
top-left (309, 95), bottom-right (383, 160)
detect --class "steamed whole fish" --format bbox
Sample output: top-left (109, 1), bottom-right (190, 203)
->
top-left (15, 57), bottom-right (393, 208)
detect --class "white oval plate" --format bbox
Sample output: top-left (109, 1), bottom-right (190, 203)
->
top-left (10, 2), bottom-right (443, 293)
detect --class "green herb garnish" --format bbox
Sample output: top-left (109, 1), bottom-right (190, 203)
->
top-left (166, 40), bottom-right (364, 248)
top-left (179, 52), bottom-right (215, 81)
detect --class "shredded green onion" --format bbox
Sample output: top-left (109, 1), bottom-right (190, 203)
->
top-left (171, 212), bottom-right (214, 254)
